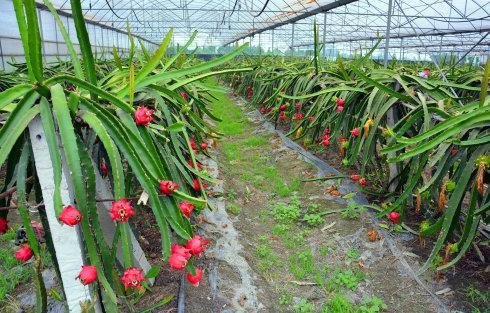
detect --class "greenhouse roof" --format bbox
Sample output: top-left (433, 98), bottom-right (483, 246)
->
top-left (52, 0), bottom-right (489, 56)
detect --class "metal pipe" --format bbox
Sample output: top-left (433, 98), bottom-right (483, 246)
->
top-left (453, 32), bottom-right (490, 66)
top-left (224, 0), bottom-right (358, 46)
top-left (323, 13), bottom-right (327, 57)
top-left (294, 27), bottom-right (490, 47)
top-left (383, 0), bottom-right (394, 68)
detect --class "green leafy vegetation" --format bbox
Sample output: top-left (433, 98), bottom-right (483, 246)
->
top-left (227, 49), bottom-right (490, 273)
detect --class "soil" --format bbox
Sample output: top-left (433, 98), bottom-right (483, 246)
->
top-left (1, 86), bottom-right (488, 312)
top-left (182, 88), bottom-right (472, 313)
top-left (229, 94), bottom-right (489, 313)
top-left (132, 209), bottom-right (181, 312)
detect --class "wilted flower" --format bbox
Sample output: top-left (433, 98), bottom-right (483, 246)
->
top-left (101, 161), bottom-right (108, 177)
top-left (15, 245), bottom-right (34, 262)
top-left (367, 230), bottom-right (378, 242)
top-left (160, 180), bottom-right (179, 195)
top-left (295, 102), bottom-right (301, 110)
top-left (31, 221), bottom-right (44, 241)
top-left (179, 202), bottom-right (194, 218)
top-left (0, 217), bottom-right (9, 235)
top-left (279, 112), bottom-right (286, 121)
top-left (76, 265), bottom-right (97, 285)
top-left (134, 106), bottom-right (154, 127)
top-left (109, 199), bottom-right (135, 222)
top-left (59, 205), bottom-right (82, 226)
top-left (186, 268), bottom-right (203, 287)
top-left (120, 267), bottom-right (145, 290)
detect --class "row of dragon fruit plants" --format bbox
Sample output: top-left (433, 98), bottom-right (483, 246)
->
top-left (0, 0), bottom-right (251, 310)
top-left (225, 51), bottom-right (489, 274)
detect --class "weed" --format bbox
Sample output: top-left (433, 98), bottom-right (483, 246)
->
top-left (358, 296), bottom-right (388, 313)
top-left (283, 230), bottom-right (306, 249)
top-left (341, 200), bottom-right (366, 219)
top-left (255, 239), bottom-right (282, 272)
top-left (226, 189), bottom-right (238, 201)
top-left (289, 250), bottom-right (314, 279)
top-left (271, 201), bottom-right (300, 224)
top-left (294, 299), bottom-right (315, 313)
top-left (0, 227), bottom-right (33, 301)
top-left (345, 248), bottom-right (360, 261)
top-left (227, 202), bottom-right (242, 215)
top-left (272, 224), bottom-right (290, 236)
top-left (258, 209), bottom-right (268, 223)
top-left (321, 293), bottom-right (355, 313)
top-left (242, 136), bottom-right (268, 148)
top-left (463, 284), bottom-right (489, 310)
top-left (319, 245), bottom-right (330, 257)
top-left (303, 213), bottom-right (324, 226)
top-left (279, 291), bottom-right (293, 306)
top-left (327, 269), bottom-right (365, 291)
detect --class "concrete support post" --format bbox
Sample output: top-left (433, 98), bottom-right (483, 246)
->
top-left (29, 117), bottom-right (101, 313)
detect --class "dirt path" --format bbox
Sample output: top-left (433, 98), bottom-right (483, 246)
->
top-left (185, 83), bottom-right (457, 313)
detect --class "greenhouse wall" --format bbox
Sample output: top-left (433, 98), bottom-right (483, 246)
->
top-left (0, 0), bottom-right (156, 72)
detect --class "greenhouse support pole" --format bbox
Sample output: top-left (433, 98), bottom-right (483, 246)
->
top-left (271, 29), bottom-right (275, 54)
top-left (0, 39), bottom-right (4, 71)
top-left (53, 14), bottom-right (60, 58)
top-left (394, 0), bottom-right (462, 105)
top-left (399, 38), bottom-right (403, 60)
top-left (383, 0), bottom-right (393, 68)
top-left (323, 13), bottom-right (327, 57)
top-left (384, 0), bottom-right (398, 193)
top-left (291, 23), bottom-right (295, 56)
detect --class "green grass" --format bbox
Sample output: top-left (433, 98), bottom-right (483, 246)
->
top-left (321, 294), bottom-right (387, 313)
top-left (0, 227), bottom-right (33, 301)
top-left (294, 299), bottom-right (315, 313)
top-left (0, 225), bottom-right (53, 302)
top-left (289, 250), bottom-right (315, 280)
top-left (255, 235), bottom-right (283, 272)
top-left (322, 293), bottom-right (355, 313)
top-left (209, 86), bottom-right (247, 136)
top-left (271, 202), bottom-right (300, 224)
top-left (327, 269), bottom-right (365, 291)
top-left (208, 79), bottom-right (388, 312)
top-left (463, 284), bottom-right (489, 311)
top-left (227, 202), bottom-right (242, 215)
top-left (345, 248), bottom-right (360, 261)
